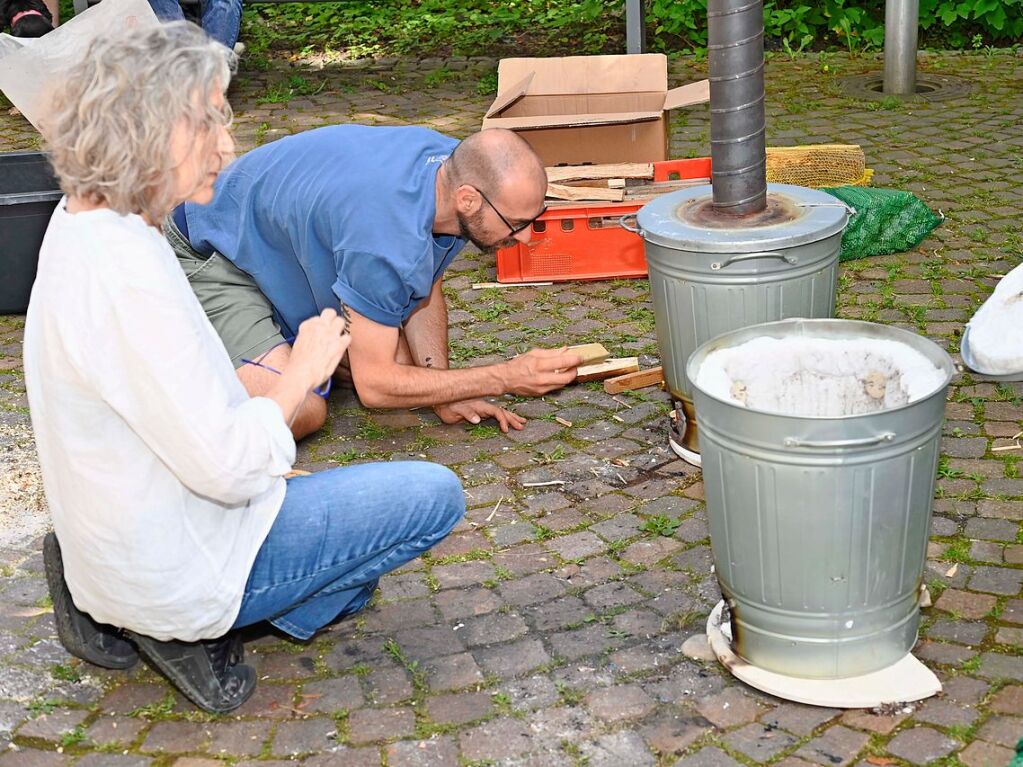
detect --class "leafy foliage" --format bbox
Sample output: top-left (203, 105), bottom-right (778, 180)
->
top-left (237, 0), bottom-right (1023, 60)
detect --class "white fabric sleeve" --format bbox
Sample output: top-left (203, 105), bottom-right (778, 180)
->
top-left (80, 264), bottom-right (296, 506)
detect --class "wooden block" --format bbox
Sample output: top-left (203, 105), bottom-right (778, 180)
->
top-left (603, 366), bottom-right (664, 394)
top-left (567, 343), bottom-right (610, 366)
top-left (607, 178), bottom-right (626, 188)
top-left (576, 357), bottom-right (640, 383)
top-left (546, 183), bottom-right (625, 202)
top-left (472, 281), bottom-right (553, 289)
top-left (546, 162), bottom-right (654, 184)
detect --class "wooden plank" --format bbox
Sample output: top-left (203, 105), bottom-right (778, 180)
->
top-left (547, 183), bottom-right (625, 203)
top-left (576, 357), bottom-right (640, 383)
top-left (607, 178), bottom-right (627, 189)
top-left (567, 343), bottom-right (610, 366)
top-left (622, 178), bottom-right (711, 199)
top-left (472, 281), bottom-right (553, 289)
top-left (546, 162), bottom-right (654, 184)
top-left (603, 366), bottom-right (664, 394)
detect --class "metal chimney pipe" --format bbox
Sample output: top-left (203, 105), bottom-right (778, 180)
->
top-left (707, 0), bottom-right (767, 215)
top-left (883, 0), bottom-right (919, 95)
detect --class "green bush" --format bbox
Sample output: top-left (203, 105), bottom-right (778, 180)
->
top-left (239, 0), bottom-right (1023, 59)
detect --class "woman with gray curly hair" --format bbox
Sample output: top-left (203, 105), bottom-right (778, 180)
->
top-left (23, 22), bottom-right (465, 713)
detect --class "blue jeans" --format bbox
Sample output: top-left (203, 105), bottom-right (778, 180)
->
top-left (232, 462), bottom-right (464, 640)
top-left (148, 0), bottom-right (242, 50)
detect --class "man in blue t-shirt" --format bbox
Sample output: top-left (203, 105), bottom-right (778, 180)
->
top-left (165, 125), bottom-right (582, 439)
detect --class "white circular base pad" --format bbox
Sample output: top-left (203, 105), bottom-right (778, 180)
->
top-left (705, 600), bottom-right (941, 708)
top-left (668, 434), bottom-right (702, 467)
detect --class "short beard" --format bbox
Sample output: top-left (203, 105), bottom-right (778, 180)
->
top-left (457, 208), bottom-right (516, 253)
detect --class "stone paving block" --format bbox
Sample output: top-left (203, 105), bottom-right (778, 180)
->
top-left (366, 667), bottom-right (413, 705)
top-left (75, 756), bottom-right (152, 767)
top-left (474, 638), bottom-right (551, 677)
top-left (990, 685), bottom-right (1023, 714)
top-left (424, 652), bottom-right (484, 692)
top-left (545, 531), bottom-right (606, 561)
top-left (386, 736), bottom-right (458, 767)
top-left (141, 721), bottom-right (210, 754)
top-left (462, 611), bottom-right (529, 647)
top-left (299, 676), bottom-right (364, 714)
top-left (941, 674), bottom-right (990, 704)
top-left (15, 709), bottom-right (89, 740)
top-left (695, 688), bottom-right (765, 728)
top-left (434, 587), bottom-right (502, 621)
top-left (978, 652), bottom-right (1023, 681)
top-left (271, 718), bottom-right (339, 756)
top-left (969, 565), bottom-right (1023, 595)
top-left (886, 727), bottom-right (959, 763)
top-left (459, 717), bottom-right (532, 762)
top-left (977, 715), bottom-right (1023, 747)
top-left (231, 682), bottom-right (298, 718)
top-left (347, 707), bottom-right (416, 745)
top-left (549, 623), bottom-right (621, 661)
top-left (959, 740), bottom-right (1016, 767)
top-left (205, 720), bottom-right (268, 757)
top-left (523, 596), bottom-right (590, 632)
top-left (585, 684), bottom-right (656, 722)
top-left (925, 618), bottom-right (988, 645)
top-left (673, 746), bottom-right (743, 767)
top-left (432, 561), bottom-right (495, 590)
top-left (583, 581), bottom-right (645, 611)
top-left (934, 588), bottom-right (997, 619)
top-left (425, 691), bottom-right (493, 725)
top-left (1001, 599), bottom-right (1023, 625)
top-left (794, 725), bottom-right (870, 767)
top-left (623, 537), bottom-right (685, 566)
top-left (916, 639), bottom-right (977, 665)
top-left (723, 723), bottom-right (798, 762)
top-left (915, 698), bottom-right (979, 728)
top-left (580, 730), bottom-right (655, 767)
top-left (84, 716), bottom-right (146, 748)
top-left (303, 747), bottom-right (380, 767)
top-left (396, 625), bottom-right (466, 661)
top-left (499, 573), bottom-right (567, 607)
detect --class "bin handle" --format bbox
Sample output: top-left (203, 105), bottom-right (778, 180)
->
top-left (783, 432), bottom-right (896, 449)
top-left (619, 213), bottom-right (641, 235)
top-left (711, 251), bottom-right (798, 271)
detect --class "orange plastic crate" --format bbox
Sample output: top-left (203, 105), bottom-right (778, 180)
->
top-left (496, 157), bottom-right (712, 283)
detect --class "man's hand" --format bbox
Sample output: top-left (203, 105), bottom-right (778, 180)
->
top-left (435, 399), bottom-right (526, 433)
top-left (501, 348), bottom-right (583, 396)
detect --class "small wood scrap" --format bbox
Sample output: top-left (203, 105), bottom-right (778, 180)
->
top-left (486, 497), bottom-right (504, 522)
top-left (992, 430), bottom-right (1023, 452)
top-left (607, 178), bottom-right (626, 189)
top-left (576, 357), bottom-right (640, 383)
top-left (554, 416), bottom-right (573, 427)
top-left (567, 343), bottom-right (610, 366)
top-left (603, 366), bottom-right (665, 394)
top-left (546, 162), bottom-right (654, 184)
top-left (522, 479), bottom-right (566, 488)
top-left (546, 183), bottom-right (624, 203)
top-left (472, 281), bottom-right (553, 289)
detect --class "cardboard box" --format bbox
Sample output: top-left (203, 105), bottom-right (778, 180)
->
top-left (482, 54), bottom-right (708, 166)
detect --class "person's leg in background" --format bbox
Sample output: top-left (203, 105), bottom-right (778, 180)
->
top-left (233, 461), bottom-right (465, 640)
top-left (198, 0), bottom-right (241, 51)
top-left (146, 0), bottom-right (185, 22)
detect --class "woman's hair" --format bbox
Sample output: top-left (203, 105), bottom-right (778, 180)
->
top-left (43, 21), bottom-right (235, 224)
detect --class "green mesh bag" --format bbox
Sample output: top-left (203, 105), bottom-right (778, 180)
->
top-left (822, 186), bottom-right (943, 262)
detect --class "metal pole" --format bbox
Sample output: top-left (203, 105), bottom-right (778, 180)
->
top-left (626, 0), bottom-right (646, 53)
top-left (883, 0), bottom-right (919, 95)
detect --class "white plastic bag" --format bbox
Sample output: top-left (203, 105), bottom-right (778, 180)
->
top-left (0, 0), bottom-right (157, 130)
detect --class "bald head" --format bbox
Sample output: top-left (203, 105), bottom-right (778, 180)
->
top-left (446, 128), bottom-right (547, 199)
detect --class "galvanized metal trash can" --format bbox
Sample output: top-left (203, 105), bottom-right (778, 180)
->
top-left (687, 318), bottom-right (954, 679)
top-left (634, 183), bottom-right (848, 459)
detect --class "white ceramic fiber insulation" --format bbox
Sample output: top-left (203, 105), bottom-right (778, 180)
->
top-left (696, 336), bottom-right (945, 417)
top-left (964, 261), bottom-right (1023, 374)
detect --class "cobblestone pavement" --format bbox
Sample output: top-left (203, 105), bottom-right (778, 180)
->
top-left (1, 50), bottom-right (1022, 766)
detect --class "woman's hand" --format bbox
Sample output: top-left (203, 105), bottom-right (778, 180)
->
top-left (288, 308), bottom-right (350, 391)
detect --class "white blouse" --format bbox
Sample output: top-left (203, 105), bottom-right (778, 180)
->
top-left (24, 201), bottom-right (295, 641)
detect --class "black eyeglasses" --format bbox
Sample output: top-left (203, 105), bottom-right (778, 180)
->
top-left (475, 187), bottom-right (547, 236)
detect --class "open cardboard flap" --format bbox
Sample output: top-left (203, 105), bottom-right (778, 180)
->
top-left (664, 79), bottom-right (711, 110)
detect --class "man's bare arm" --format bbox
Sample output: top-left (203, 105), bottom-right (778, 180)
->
top-left (347, 307), bottom-right (582, 410)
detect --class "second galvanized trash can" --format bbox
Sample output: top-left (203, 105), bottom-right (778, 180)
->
top-left (687, 319), bottom-right (954, 679)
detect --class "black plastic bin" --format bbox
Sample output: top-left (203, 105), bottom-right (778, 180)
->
top-left (1, 151), bottom-right (62, 314)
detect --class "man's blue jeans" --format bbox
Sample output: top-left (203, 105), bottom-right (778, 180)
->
top-left (232, 461), bottom-right (464, 640)
top-left (147, 0), bottom-right (242, 50)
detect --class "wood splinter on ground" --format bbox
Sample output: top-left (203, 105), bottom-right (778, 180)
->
top-left (576, 357), bottom-right (640, 383)
top-left (554, 417), bottom-right (573, 427)
top-left (472, 281), bottom-right (554, 290)
top-left (603, 366), bottom-right (665, 394)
